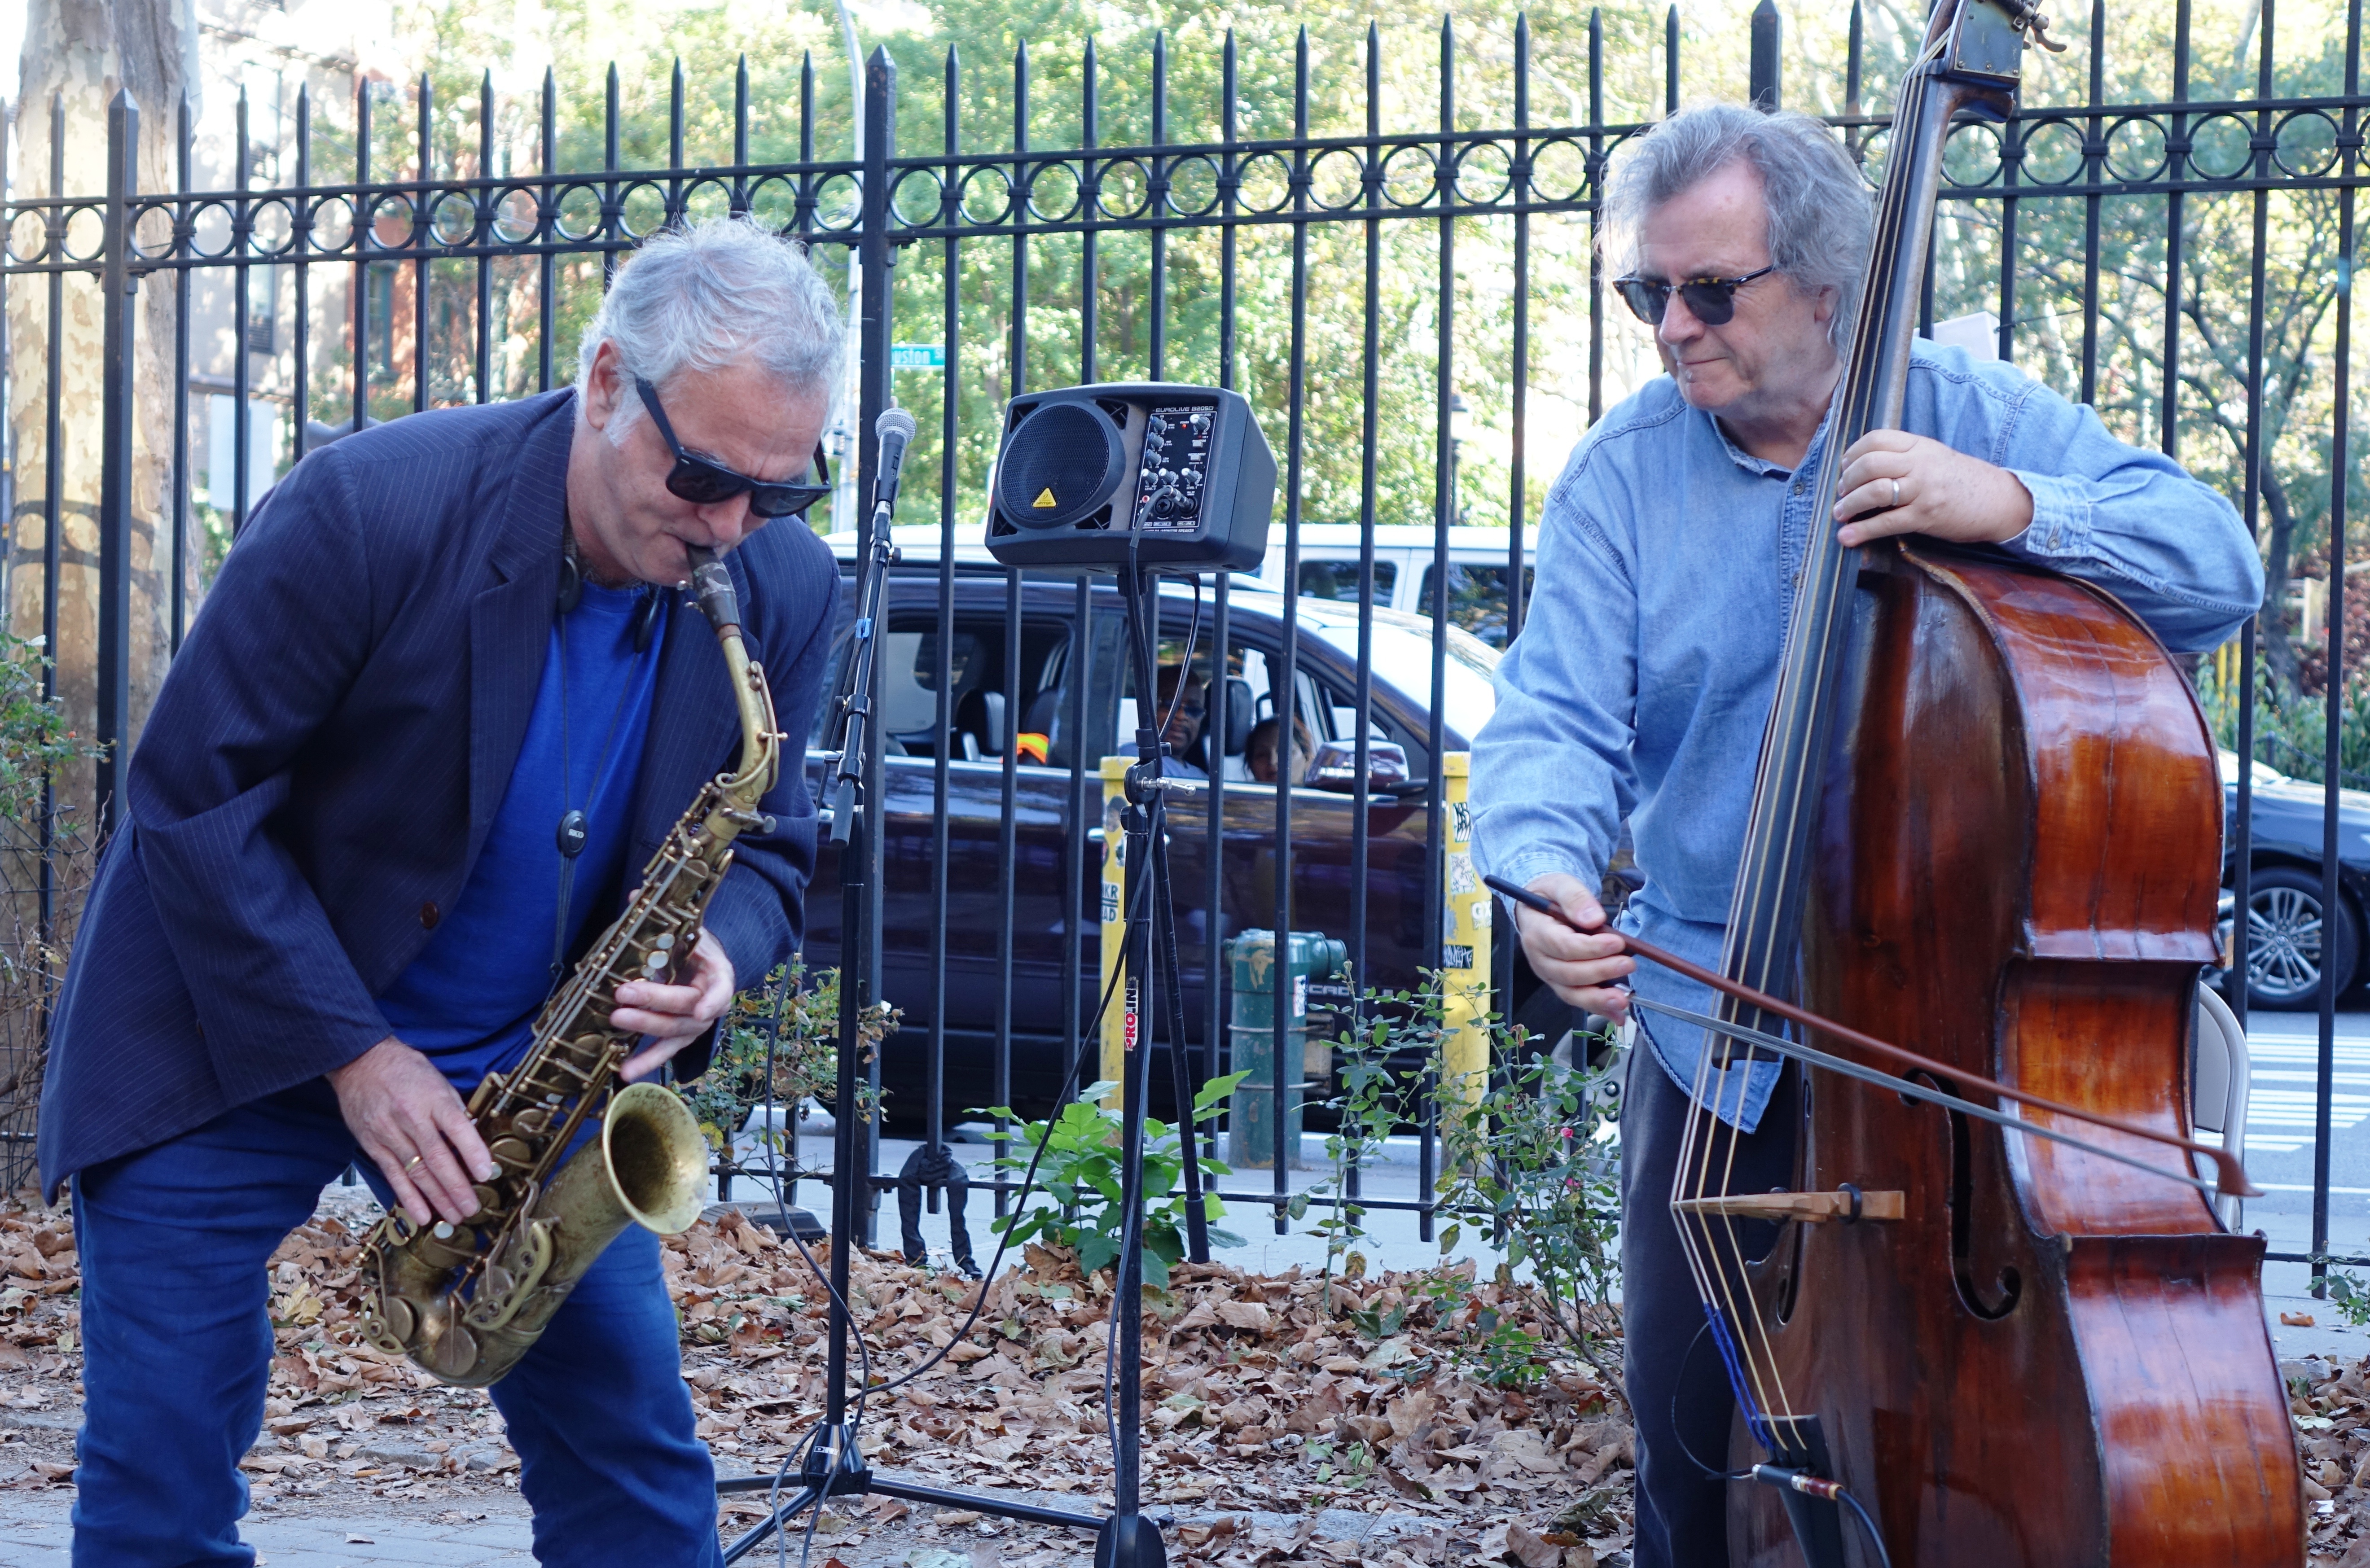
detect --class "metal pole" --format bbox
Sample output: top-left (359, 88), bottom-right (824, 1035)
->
top-left (857, 44), bottom-right (896, 1248)
top-left (96, 92), bottom-right (141, 836)
top-left (831, 0), bottom-right (866, 537)
top-left (2316, 0), bottom-right (2361, 1298)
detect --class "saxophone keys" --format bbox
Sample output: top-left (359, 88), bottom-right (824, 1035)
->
top-left (424, 1322), bottom-right (481, 1384)
top-left (464, 1267), bottom-right (517, 1329)
top-left (469, 1183), bottom-right (502, 1218)
top-left (364, 1294), bottom-right (416, 1353)
top-left (487, 1136), bottom-right (536, 1170)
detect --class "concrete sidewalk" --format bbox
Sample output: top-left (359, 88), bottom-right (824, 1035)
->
top-left (0, 1503), bottom-right (535, 1566)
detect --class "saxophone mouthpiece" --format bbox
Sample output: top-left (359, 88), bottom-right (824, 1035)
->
top-left (686, 545), bottom-right (742, 635)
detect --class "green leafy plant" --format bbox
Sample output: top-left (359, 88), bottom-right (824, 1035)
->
top-left (0, 632), bottom-right (109, 1190)
top-left (1432, 1000), bottom-right (1626, 1395)
top-left (1293, 976), bottom-right (1421, 1303)
top-left (0, 634), bottom-right (105, 828)
top-left (978, 1074), bottom-right (1247, 1288)
top-left (683, 959), bottom-right (898, 1166)
top-left (1282, 969), bottom-right (1624, 1393)
top-left (2317, 1260), bottom-right (2370, 1327)
top-left (2198, 655), bottom-right (2370, 790)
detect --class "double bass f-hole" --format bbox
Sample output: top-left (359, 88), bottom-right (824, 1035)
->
top-left (1899, 1067), bottom-right (2022, 1322)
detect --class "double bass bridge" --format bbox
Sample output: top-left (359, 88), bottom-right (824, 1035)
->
top-left (1671, 1187), bottom-right (1905, 1224)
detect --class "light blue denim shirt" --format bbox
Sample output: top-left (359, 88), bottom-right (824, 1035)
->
top-left (1471, 340), bottom-right (2264, 1131)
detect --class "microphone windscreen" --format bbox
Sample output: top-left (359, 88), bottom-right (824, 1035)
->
top-left (876, 406), bottom-right (919, 444)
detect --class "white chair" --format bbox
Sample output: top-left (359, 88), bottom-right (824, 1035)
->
top-left (2193, 983), bottom-right (2252, 1231)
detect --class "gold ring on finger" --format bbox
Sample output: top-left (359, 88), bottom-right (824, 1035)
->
top-left (404, 1154), bottom-right (425, 1172)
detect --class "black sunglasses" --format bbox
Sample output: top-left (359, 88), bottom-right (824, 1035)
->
top-left (1612, 263), bottom-right (1779, 328)
top-left (633, 377), bottom-right (833, 519)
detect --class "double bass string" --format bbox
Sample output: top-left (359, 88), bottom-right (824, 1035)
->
top-left (1637, 997), bottom-right (2229, 1199)
top-left (1667, 37), bottom-right (1950, 1449)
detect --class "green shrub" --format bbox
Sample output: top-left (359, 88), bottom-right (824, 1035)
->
top-left (683, 960), bottom-right (898, 1165)
top-left (2199, 656), bottom-right (2370, 789)
top-left (978, 1074), bottom-right (1246, 1288)
top-left (0, 634), bottom-right (103, 830)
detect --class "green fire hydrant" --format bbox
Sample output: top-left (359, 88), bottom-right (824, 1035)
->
top-left (1224, 929), bottom-right (1348, 1168)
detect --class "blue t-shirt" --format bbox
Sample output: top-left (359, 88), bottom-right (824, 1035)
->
top-left (377, 579), bottom-right (663, 1092)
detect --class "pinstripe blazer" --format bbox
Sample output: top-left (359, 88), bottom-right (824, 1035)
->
top-left (37, 389), bottom-right (838, 1197)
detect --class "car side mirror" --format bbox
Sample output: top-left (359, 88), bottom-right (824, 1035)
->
top-left (1307, 739), bottom-right (1409, 794)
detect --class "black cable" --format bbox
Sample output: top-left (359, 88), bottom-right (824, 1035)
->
top-left (869, 907), bottom-right (1137, 1398)
top-left (752, 812), bottom-right (1154, 1546)
top-left (1148, 574), bottom-right (1206, 770)
top-left (1669, 1315), bottom-right (1755, 1484)
top-left (729, 962), bottom-right (873, 1568)
top-left (751, 557), bottom-right (1203, 1554)
top-left (1837, 1486), bottom-right (1893, 1568)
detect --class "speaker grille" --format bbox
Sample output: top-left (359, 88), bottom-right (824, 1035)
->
top-left (996, 403), bottom-right (1124, 530)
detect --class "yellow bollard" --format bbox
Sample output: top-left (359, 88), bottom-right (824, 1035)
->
top-left (1439, 752), bottom-right (1491, 1108)
top-left (1098, 756), bottom-right (1131, 1109)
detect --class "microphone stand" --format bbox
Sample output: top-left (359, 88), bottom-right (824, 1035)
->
top-left (723, 441), bottom-right (1181, 1568)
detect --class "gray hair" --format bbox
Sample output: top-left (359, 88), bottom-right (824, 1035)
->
top-left (1602, 102), bottom-right (1873, 352)
top-left (577, 218), bottom-right (844, 434)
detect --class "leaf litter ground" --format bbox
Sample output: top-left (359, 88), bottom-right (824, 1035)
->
top-left (2, 1189), bottom-right (2345, 1564)
top-left (0, 1188), bottom-right (1636, 1565)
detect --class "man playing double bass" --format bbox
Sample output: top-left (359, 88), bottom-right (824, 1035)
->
top-left (1470, 102), bottom-right (2261, 1568)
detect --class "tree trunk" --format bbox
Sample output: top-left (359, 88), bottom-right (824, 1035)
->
top-left (8, 0), bottom-right (198, 821)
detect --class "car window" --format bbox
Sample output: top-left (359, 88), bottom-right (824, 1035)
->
top-left (1298, 559), bottom-right (1399, 604)
top-left (1415, 563), bottom-right (1535, 650)
top-left (1319, 680), bottom-right (1431, 782)
top-left (814, 612), bottom-right (1075, 767)
top-left (1117, 629), bottom-right (1334, 786)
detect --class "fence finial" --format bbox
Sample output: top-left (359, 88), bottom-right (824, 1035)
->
top-left (1750, 0), bottom-right (1782, 111)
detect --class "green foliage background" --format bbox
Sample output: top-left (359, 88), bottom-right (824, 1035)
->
top-left (204, 1), bottom-right (2370, 747)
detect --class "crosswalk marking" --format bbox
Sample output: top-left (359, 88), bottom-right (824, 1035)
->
top-left (2240, 1035), bottom-right (2370, 1151)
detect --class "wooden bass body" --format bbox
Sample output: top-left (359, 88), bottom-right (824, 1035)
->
top-left (1731, 542), bottom-right (2304, 1566)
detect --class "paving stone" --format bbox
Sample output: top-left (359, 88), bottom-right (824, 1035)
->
top-left (0, 1500), bottom-right (536, 1567)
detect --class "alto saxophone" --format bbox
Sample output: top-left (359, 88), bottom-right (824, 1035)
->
top-left (358, 546), bottom-right (781, 1386)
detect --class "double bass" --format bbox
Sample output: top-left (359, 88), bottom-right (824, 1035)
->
top-left (1654, 2), bottom-right (2304, 1563)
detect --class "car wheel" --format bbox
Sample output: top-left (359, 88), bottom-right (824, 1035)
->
top-left (2242, 865), bottom-right (2361, 1011)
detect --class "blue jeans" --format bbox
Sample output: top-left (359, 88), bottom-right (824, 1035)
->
top-left (70, 1079), bottom-right (723, 1567)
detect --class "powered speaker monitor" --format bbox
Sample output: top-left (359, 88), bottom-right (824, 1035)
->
top-left (983, 384), bottom-right (1276, 573)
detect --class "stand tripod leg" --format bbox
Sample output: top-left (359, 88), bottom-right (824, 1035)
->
top-left (720, 1484), bottom-right (824, 1564)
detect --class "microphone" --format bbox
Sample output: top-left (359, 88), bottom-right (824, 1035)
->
top-left (873, 406), bottom-right (918, 511)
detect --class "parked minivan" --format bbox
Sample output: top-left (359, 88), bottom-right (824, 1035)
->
top-left (1242, 524), bottom-right (1536, 649)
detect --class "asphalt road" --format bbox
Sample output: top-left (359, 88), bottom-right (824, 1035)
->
top-left (2222, 995), bottom-right (2370, 1302)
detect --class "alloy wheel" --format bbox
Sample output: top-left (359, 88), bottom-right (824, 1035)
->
top-left (2248, 885), bottom-right (2326, 1001)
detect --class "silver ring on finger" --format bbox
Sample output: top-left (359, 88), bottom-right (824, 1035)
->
top-left (1889, 477), bottom-right (1901, 509)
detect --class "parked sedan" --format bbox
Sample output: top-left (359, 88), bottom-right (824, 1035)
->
top-left (796, 554), bottom-right (1553, 1126)
top-left (2223, 749), bottom-right (2370, 1009)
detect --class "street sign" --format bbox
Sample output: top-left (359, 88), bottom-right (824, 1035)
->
top-left (890, 343), bottom-right (945, 369)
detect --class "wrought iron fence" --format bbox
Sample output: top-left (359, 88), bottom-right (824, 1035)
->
top-left (4, 0), bottom-right (2369, 1278)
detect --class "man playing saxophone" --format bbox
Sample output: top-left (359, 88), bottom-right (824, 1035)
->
top-left (37, 218), bottom-right (843, 1566)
